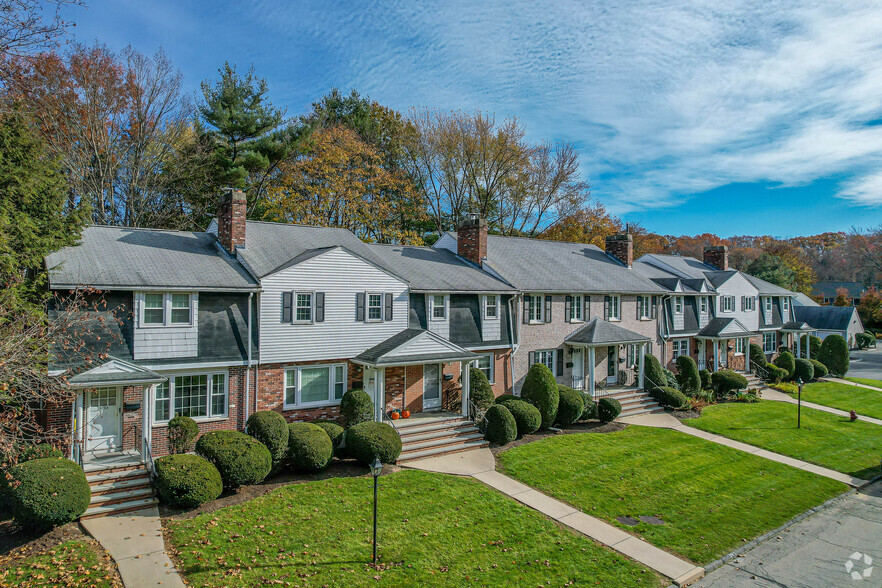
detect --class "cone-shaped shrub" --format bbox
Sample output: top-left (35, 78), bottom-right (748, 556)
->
top-left (520, 363), bottom-right (559, 429)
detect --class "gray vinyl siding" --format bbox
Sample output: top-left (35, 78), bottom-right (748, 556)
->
top-left (698, 296), bottom-right (710, 328)
top-left (133, 293), bottom-right (198, 360)
top-left (715, 272), bottom-right (760, 331)
top-left (426, 294), bottom-right (451, 340)
top-left (259, 247), bottom-right (408, 364)
top-left (672, 296), bottom-right (685, 331)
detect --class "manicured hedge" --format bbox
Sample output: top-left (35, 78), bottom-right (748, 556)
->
top-left (470, 367), bottom-right (495, 412)
top-left (711, 370), bottom-right (749, 394)
top-left (313, 420), bottom-right (345, 449)
top-left (7, 458), bottom-right (90, 528)
top-left (16, 443), bottom-right (62, 463)
top-left (644, 353), bottom-right (666, 392)
top-left (555, 386), bottom-right (585, 427)
top-left (581, 393), bottom-right (598, 420)
top-left (498, 398), bottom-right (541, 437)
top-left (699, 369), bottom-right (712, 391)
top-left (154, 454), bottom-right (222, 509)
top-left (521, 363), bottom-right (559, 429)
top-left (675, 355), bottom-right (701, 395)
top-left (246, 411), bottom-right (289, 473)
top-left (764, 364), bottom-right (788, 383)
top-left (808, 335), bottom-right (823, 357)
top-left (856, 332), bottom-right (875, 349)
top-left (167, 415), bottom-right (198, 455)
top-left (749, 343), bottom-right (767, 368)
top-left (818, 334), bottom-right (849, 376)
top-left (773, 351), bottom-right (796, 379)
top-left (340, 389), bottom-right (373, 427)
top-left (597, 397), bottom-right (621, 423)
top-left (345, 421), bottom-right (402, 464)
top-left (484, 404), bottom-right (517, 445)
top-left (287, 423), bottom-right (333, 472)
top-left (792, 358), bottom-right (814, 383)
top-left (809, 359), bottom-right (828, 379)
top-left (651, 386), bottom-right (688, 409)
top-left (195, 431), bottom-right (272, 488)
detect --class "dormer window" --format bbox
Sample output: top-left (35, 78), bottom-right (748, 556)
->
top-left (430, 295), bottom-right (447, 320)
top-left (700, 297), bottom-right (708, 314)
top-left (674, 296), bottom-right (684, 314)
top-left (139, 292), bottom-right (195, 327)
top-left (484, 295), bottom-right (498, 320)
top-left (765, 297), bottom-right (772, 312)
top-left (143, 293), bottom-right (164, 325)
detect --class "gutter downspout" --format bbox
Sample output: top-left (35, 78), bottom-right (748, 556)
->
top-left (245, 292), bottom-right (253, 429)
top-left (508, 294), bottom-right (520, 395)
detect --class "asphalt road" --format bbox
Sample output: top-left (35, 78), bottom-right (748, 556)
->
top-left (699, 481), bottom-right (881, 587)
top-left (847, 347), bottom-right (882, 380)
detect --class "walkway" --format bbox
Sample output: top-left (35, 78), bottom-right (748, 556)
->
top-left (761, 385), bottom-right (882, 427)
top-left (80, 506), bottom-right (185, 588)
top-left (404, 449), bottom-right (705, 587)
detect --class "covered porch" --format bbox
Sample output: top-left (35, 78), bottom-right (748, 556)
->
top-left (782, 322), bottom-right (816, 359)
top-left (695, 318), bottom-right (754, 372)
top-left (564, 318), bottom-right (650, 397)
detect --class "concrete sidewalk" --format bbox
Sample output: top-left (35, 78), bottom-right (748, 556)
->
top-left (761, 386), bottom-right (882, 427)
top-left (404, 448), bottom-right (705, 586)
top-left (81, 506), bottom-right (185, 588)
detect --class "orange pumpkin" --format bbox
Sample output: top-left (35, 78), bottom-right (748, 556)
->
top-left (402, 410), bottom-right (411, 418)
top-left (390, 411), bottom-right (400, 420)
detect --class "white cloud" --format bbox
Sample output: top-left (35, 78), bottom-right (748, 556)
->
top-left (838, 172), bottom-right (882, 205)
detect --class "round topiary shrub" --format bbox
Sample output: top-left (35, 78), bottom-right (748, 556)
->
top-left (581, 393), bottom-right (597, 420)
top-left (494, 394), bottom-right (517, 405)
top-left (7, 458), bottom-right (89, 528)
top-left (500, 398), bottom-right (541, 437)
top-left (773, 351), bottom-right (796, 380)
top-left (650, 386), bottom-right (688, 409)
top-left (792, 358), bottom-right (814, 383)
top-left (521, 363), bottom-right (559, 429)
top-left (345, 421), bottom-right (402, 464)
top-left (153, 454), bottom-right (222, 508)
top-left (711, 370), bottom-right (749, 395)
top-left (644, 353), bottom-right (666, 392)
top-left (675, 355), bottom-right (701, 395)
top-left (597, 397), bottom-right (621, 423)
top-left (699, 369), bottom-right (712, 391)
top-left (808, 335), bottom-right (823, 357)
top-left (469, 367), bottom-right (495, 412)
top-left (749, 343), bottom-right (767, 368)
top-left (195, 431), bottom-right (272, 488)
top-left (340, 389), bottom-right (374, 427)
top-left (313, 420), bottom-right (345, 449)
top-left (856, 332), bottom-right (875, 349)
top-left (246, 411), bottom-right (289, 473)
top-left (809, 359), bottom-right (828, 379)
top-left (763, 364), bottom-right (788, 383)
top-left (16, 443), bottom-right (62, 463)
top-left (167, 415), bottom-right (199, 455)
top-left (483, 404), bottom-right (517, 445)
top-left (555, 386), bottom-right (584, 427)
top-left (286, 423), bottom-right (333, 472)
top-left (818, 334), bottom-right (849, 376)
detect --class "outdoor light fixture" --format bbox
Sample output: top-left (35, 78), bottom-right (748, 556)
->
top-left (796, 378), bottom-right (804, 429)
top-left (370, 457), bottom-right (382, 565)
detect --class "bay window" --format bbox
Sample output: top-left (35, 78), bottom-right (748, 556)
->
top-left (284, 364), bottom-right (347, 408)
top-left (154, 372), bottom-right (227, 422)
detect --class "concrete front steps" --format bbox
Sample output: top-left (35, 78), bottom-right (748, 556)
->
top-left (395, 413), bottom-right (488, 464)
top-left (604, 388), bottom-right (664, 418)
top-left (83, 459), bottom-right (157, 519)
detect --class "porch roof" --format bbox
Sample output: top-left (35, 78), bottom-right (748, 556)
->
top-left (781, 321), bottom-right (814, 332)
top-left (564, 318), bottom-right (650, 347)
top-left (66, 356), bottom-right (166, 388)
top-left (695, 317), bottom-right (753, 339)
top-left (352, 328), bottom-right (480, 367)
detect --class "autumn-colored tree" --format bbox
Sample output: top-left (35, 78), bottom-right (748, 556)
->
top-left (538, 199), bottom-right (622, 246)
top-left (833, 287), bottom-right (850, 307)
top-left (265, 125), bottom-right (426, 244)
top-left (857, 287), bottom-right (881, 329)
top-left (0, 0), bottom-right (83, 61)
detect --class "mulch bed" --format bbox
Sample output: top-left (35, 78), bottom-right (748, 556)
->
top-left (668, 408), bottom-right (702, 422)
top-left (489, 420), bottom-right (626, 457)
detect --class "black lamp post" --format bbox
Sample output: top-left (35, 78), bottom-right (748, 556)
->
top-left (369, 456), bottom-right (382, 565)
top-left (796, 378), bottom-right (803, 429)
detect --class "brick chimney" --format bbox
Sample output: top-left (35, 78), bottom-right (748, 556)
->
top-left (217, 189), bottom-right (247, 254)
top-left (703, 245), bottom-right (729, 270)
top-left (605, 234), bottom-right (633, 268)
top-left (457, 214), bottom-right (488, 267)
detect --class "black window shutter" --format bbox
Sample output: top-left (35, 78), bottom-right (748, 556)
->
top-left (604, 295), bottom-right (611, 320)
top-left (356, 292), bottom-right (365, 322)
top-left (523, 295), bottom-right (531, 324)
top-left (556, 348), bottom-right (564, 376)
top-left (528, 351), bottom-right (535, 366)
top-left (584, 296), bottom-right (590, 320)
top-left (315, 292), bottom-right (325, 323)
top-left (282, 292), bottom-right (293, 322)
top-left (651, 296), bottom-right (658, 319)
top-left (741, 296), bottom-right (745, 311)
top-left (544, 295), bottom-right (552, 323)
top-left (384, 293), bottom-right (393, 321)
top-left (565, 295), bottom-right (572, 323)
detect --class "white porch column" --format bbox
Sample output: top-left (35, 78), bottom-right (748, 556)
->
top-left (460, 361), bottom-right (471, 416)
top-left (637, 343), bottom-right (645, 390)
top-left (713, 340), bottom-right (720, 370)
top-left (744, 338), bottom-right (751, 372)
top-left (796, 334), bottom-right (802, 358)
top-left (376, 368), bottom-right (385, 422)
top-left (588, 347), bottom-right (596, 397)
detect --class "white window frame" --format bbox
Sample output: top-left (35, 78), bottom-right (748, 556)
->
top-left (626, 344), bottom-right (638, 367)
top-left (153, 371), bottom-right (227, 423)
top-left (745, 297), bottom-right (755, 311)
top-left (699, 297), bottom-right (708, 314)
top-left (294, 291), bottom-right (314, 323)
top-left (570, 294), bottom-right (583, 322)
top-left (763, 332), bottom-right (776, 353)
top-left (366, 292), bottom-right (384, 323)
top-left (477, 354), bottom-right (495, 383)
top-left (609, 295), bottom-right (621, 321)
top-left (672, 339), bottom-right (689, 359)
top-left (283, 363), bottom-right (347, 409)
top-left (483, 295), bottom-right (499, 320)
top-left (139, 292), bottom-right (195, 328)
top-left (765, 297), bottom-right (772, 313)
top-left (674, 296), bottom-right (684, 315)
top-left (722, 296), bottom-right (735, 313)
top-left (734, 338), bottom-right (745, 355)
top-left (535, 349), bottom-right (555, 370)
top-left (638, 296), bottom-right (651, 320)
top-left (528, 294), bottom-right (544, 323)
top-left (783, 297), bottom-right (790, 312)
top-left (429, 294), bottom-right (447, 322)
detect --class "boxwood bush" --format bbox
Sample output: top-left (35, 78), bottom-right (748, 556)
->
top-left (857, 332), bottom-right (875, 349)
top-left (711, 370), bottom-right (749, 395)
top-left (7, 458), bottom-right (90, 528)
top-left (345, 421), bottom-right (402, 464)
top-left (555, 386), bottom-right (584, 427)
top-left (792, 358), bottom-right (815, 383)
top-left (287, 423), bottom-right (333, 471)
top-left (699, 369), bottom-right (712, 391)
top-left (246, 411), bottom-right (289, 473)
top-left (764, 363), bottom-right (788, 383)
top-left (818, 334), bottom-right (849, 376)
top-left (497, 398), bottom-right (541, 437)
top-left (808, 335), bottom-right (823, 357)
top-left (484, 404), bottom-right (517, 445)
top-left (313, 420), bottom-right (345, 449)
top-left (470, 367), bottom-right (495, 412)
top-left (749, 342), bottom-right (767, 368)
top-left (340, 389), bottom-right (374, 427)
top-left (651, 386), bottom-right (688, 409)
top-left (809, 359), bottom-right (828, 379)
top-left (521, 363), bottom-right (559, 429)
top-left (167, 415), bottom-right (198, 455)
top-left (773, 351), bottom-right (796, 380)
top-left (154, 454), bottom-right (222, 508)
top-left (195, 430), bottom-right (272, 488)
top-left (597, 397), bottom-right (622, 423)
top-left (16, 443), bottom-right (62, 463)
top-left (644, 353), bottom-right (666, 392)
top-left (675, 355), bottom-right (701, 395)
top-left (581, 393), bottom-right (598, 420)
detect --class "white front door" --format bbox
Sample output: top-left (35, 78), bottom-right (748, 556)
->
top-left (719, 339), bottom-right (727, 368)
top-left (606, 346), bottom-right (618, 384)
top-left (363, 368), bottom-right (384, 421)
top-left (86, 387), bottom-right (122, 452)
top-left (698, 342), bottom-right (706, 370)
top-left (423, 363), bottom-right (442, 409)
top-left (571, 348), bottom-right (584, 390)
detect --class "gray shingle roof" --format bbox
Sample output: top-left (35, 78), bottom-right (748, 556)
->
top-left (743, 274), bottom-right (794, 296)
top-left (445, 233), bottom-right (665, 294)
top-left (67, 357), bottom-right (165, 388)
top-left (366, 244), bottom-right (516, 293)
top-left (793, 306), bottom-right (859, 331)
top-left (353, 328), bottom-right (479, 366)
top-left (811, 281), bottom-right (866, 299)
top-left (638, 254), bottom-right (716, 280)
top-left (46, 226), bottom-right (258, 290)
top-left (697, 317), bottom-right (753, 338)
top-left (564, 318), bottom-right (651, 345)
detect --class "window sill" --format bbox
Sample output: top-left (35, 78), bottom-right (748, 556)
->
top-left (138, 323), bottom-right (195, 329)
top-left (608, 318), bottom-right (621, 322)
top-left (282, 401), bottom-right (342, 411)
top-left (153, 416), bottom-right (228, 428)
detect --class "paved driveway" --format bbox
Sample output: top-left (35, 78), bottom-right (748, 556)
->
top-left (847, 347), bottom-right (882, 380)
top-left (699, 481), bottom-right (881, 587)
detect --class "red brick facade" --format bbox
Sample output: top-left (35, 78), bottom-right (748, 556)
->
top-left (217, 189), bottom-right (247, 254)
top-left (703, 245), bottom-right (729, 271)
top-left (604, 234), bottom-right (633, 268)
top-left (457, 216), bottom-right (488, 267)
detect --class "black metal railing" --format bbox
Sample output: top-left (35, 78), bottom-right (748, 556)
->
top-left (468, 397), bottom-right (489, 434)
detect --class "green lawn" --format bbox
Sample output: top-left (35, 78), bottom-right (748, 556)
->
top-left (166, 469), bottom-right (662, 587)
top-left (496, 427), bottom-right (846, 565)
top-left (787, 381), bottom-right (882, 420)
top-left (0, 539), bottom-right (119, 587)
top-left (846, 377), bottom-right (882, 390)
top-left (686, 402), bottom-right (882, 480)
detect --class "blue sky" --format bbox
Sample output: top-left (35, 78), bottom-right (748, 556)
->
top-left (63, 0), bottom-right (882, 237)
